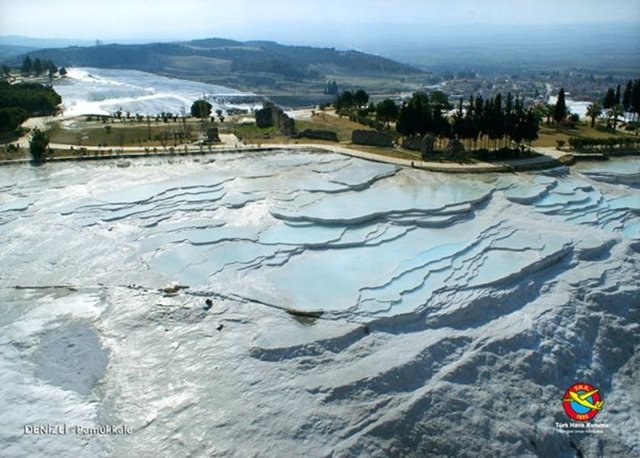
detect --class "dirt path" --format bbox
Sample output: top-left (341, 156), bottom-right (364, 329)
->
top-left (14, 115), bottom-right (59, 148)
top-left (6, 113), bottom-right (564, 173)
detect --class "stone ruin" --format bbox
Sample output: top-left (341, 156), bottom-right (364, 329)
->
top-left (298, 129), bottom-right (338, 142)
top-left (444, 139), bottom-right (465, 157)
top-left (351, 129), bottom-right (394, 147)
top-left (402, 133), bottom-right (435, 159)
top-left (255, 103), bottom-right (296, 137)
top-left (206, 127), bottom-right (220, 143)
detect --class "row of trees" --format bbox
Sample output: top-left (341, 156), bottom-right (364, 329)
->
top-left (335, 89), bottom-right (370, 113)
top-left (396, 91), bottom-right (451, 138)
top-left (584, 79), bottom-right (640, 131)
top-left (585, 102), bottom-right (627, 129)
top-left (324, 81), bottom-right (339, 95)
top-left (395, 91), bottom-right (539, 149)
top-left (453, 93), bottom-right (539, 148)
top-left (331, 88), bottom-right (540, 151)
top-left (20, 56), bottom-right (65, 78)
top-left (603, 79), bottom-right (640, 120)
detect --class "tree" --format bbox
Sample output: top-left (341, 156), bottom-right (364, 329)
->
top-left (429, 91), bottom-right (451, 111)
top-left (523, 107), bottom-right (540, 145)
top-left (553, 88), bottom-right (567, 124)
top-left (376, 99), bottom-right (399, 127)
top-left (191, 99), bottom-right (212, 119)
top-left (609, 104), bottom-right (623, 130)
top-left (324, 81), bottom-right (338, 95)
top-left (603, 87), bottom-right (616, 109)
top-left (586, 102), bottom-right (602, 128)
top-left (631, 79), bottom-right (640, 121)
top-left (353, 89), bottom-right (369, 108)
top-left (21, 56), bottom-right (32, 75)
top-left (397, 92), bottom-right (432, 137)
top-left (0, 80), bottom-right (62, 122)
top-left (46, 61), bottom-right (57, 78)
top-left (0, 107), bottom-right (28, 133)
top-left (623, 80), bottom-right (633, 112)
top-left (335, 91), bottom-right (355, 113)
top-left (29, 128), bottom-right (49, 163)
top-left (1, 64), bottom-right (10, 77)
top-left (33, 58), bottom-right (43, 76)
top-left (488, 93), bottom-right (504, 146)
top-left (465, 95), bottom-right (480, 148)
top-left (59, 67), bottom-right (67, 77)
top-left (614, 84), bottom-right (621, 106)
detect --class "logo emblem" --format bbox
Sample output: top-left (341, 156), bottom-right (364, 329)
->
top-left (562, 383), bottom-right (604, 421)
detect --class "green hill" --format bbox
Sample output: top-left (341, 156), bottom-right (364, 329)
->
top-left (9, 38), bottom-right (424, 106)
top-left (19, 38), bottom-right (421, 78)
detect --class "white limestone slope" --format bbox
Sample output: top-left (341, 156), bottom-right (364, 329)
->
top-left (0, 152), bottom-right (638, 457)
top-left (53, 67), bottom-right (261, 117)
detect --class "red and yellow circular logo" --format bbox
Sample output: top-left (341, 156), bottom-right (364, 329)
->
top-left (562, 383), bottom-right (604, 421)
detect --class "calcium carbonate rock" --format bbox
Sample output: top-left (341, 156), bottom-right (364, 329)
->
top-left (0, 153), bottom-right (638, 458)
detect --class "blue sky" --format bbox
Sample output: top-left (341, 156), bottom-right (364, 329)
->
top-left (1, 0), bottom-right (639, 42)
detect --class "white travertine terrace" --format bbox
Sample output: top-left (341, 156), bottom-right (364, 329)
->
top-left (0, 152), bottom-right (638, 457)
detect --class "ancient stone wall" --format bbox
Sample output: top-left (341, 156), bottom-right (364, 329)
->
top-left (402, 136), bottom-right (422, 151)
top-left (351, 129), bottom-right (394, 147)
top-left (299, 129), bottom-right (338, 142)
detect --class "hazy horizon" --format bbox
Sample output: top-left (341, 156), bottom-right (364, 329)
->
top-left (1, 0), bottom-right (639, 46)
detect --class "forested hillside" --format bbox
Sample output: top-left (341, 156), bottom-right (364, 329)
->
top-left (17, 38), bottom-right (422, 80)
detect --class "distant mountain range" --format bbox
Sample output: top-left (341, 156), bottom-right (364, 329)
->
top-left (0, 35), bottom-right (96, 59)
top-left (4, 37), bottom-right (421, 81)
top-left (0, 35), bottom-right (95, 49)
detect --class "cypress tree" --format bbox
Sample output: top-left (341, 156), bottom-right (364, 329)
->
top-left (632, 79), bottom-right (640, 120)
top-left (603, 87), bottom-right (616, 109)
top-left (512, 98), bottom-right (526, 145)
top-left (614, 85), bottom-right (621, 106)
top-left (524, 110), bottom-right (539, 144)
top-left (623, 80), bottom-right (632, 112)
top-left (490, 94), bottom-right (504, 146)
top-left (553, 88), bottom-right (567, 124)
top-left (504, 92), bottom-right (516, 146)
top-left (33, 58), bottom-right (43, 76)
top-left (21, 56), bottom-right (32, 75)
top-left (452, 98), bottom-right (464, 140)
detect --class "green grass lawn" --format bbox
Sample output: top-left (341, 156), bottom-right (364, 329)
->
top-left (232, 124), bottom-right (277, 142)
top-left (48, 119), bottom-right (210, 147)
top-left (533, 122), bottom-right (637, 148)
top-left (296, 114), bottom-right (364, 142)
